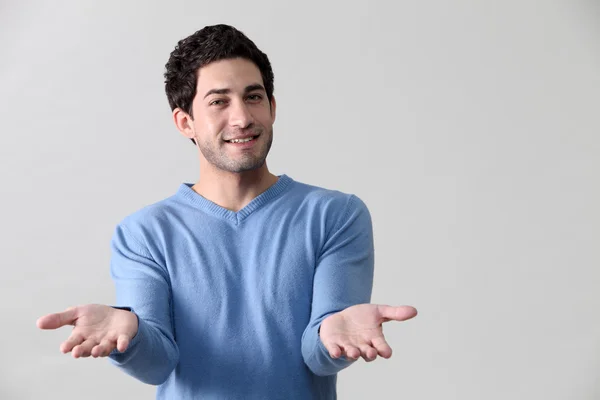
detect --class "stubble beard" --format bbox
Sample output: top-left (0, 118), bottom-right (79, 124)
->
top-left (198, 127), bottom-right (273, 173)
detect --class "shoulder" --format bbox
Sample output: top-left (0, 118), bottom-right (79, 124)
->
top-left (112, 191), bottom-right (182, 242)
top-left (288, 178), bottom-right (371, 224)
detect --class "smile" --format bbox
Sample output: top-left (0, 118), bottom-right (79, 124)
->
top-left (225, 135), bottom-right (259, 143)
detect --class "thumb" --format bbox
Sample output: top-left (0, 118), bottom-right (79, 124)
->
top-left (36, 306), bottom-right (79, 330)
top-left (377, 305), bottom-right (418, 322)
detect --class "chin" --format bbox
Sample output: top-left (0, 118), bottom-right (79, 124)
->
top-left (230, 160), bottom-right (266, 173)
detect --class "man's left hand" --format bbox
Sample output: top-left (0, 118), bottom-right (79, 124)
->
top-left (319, 304), bottom-right (417, 362)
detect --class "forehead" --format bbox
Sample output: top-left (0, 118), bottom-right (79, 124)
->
top-left (196, 58), bottom-right (263, 91)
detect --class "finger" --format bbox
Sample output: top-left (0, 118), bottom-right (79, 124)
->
top-left (377, 305), bottom-right (418, 322)
top-left (37, 306), bottom-right (79, 330)
top-left (92, 339), bottom-right (115, 358)
top-left (342, 345), bottom-right (361, 361)
top-left (92, 339), bottom-right (116, 358)
top-left (372, 336), bottom-right (393, 359)
top-left (60, 334), bottom-right (84, 354)
top-left (72, 338), bottom-right (98, 358)
top-left (359, 344), bottom-right (378, 362)
top-left (323, 342), bottom-right (343, 359)
top-left (116, 334), bottom-right (130, 353)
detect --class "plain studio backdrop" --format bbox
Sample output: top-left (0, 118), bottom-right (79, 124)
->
top-left (1, 0), bottom-right (599, 399)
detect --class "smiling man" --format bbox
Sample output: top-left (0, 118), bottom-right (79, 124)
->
top-left (37, 24), bottom-right (417, 399)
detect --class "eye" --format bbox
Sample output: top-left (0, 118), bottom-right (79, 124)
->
top-left (209, 99), bottom-right (227, 106)
top-left (246, 94), bottom-right (263, 102)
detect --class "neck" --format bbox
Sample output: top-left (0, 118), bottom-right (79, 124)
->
top-left (191, 162), bottom-right (279, 212)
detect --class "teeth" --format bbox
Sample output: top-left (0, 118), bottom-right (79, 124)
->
top-left (230, 137), bottom-right (254, 143)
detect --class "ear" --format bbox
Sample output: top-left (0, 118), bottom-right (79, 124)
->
top-left (173, 108), bottom-right (196, 140)
top-left (270, 95), bottom-right (277, 124)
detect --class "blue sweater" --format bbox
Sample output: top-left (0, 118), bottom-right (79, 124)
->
top-left (108, 174), bottom-right (374, 399)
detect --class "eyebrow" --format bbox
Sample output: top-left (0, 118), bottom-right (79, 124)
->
top-left (203, 83), bottom-right (266, 99)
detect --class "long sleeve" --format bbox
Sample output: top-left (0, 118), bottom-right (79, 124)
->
top-left (108, 223), bottom-right (179, 385)
top-left (301, 195), bottom-right (375, 376)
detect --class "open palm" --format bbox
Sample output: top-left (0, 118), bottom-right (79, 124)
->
top-left (37, 304), bottom-right (138, 358)
top-left (319, 304), bottom-right (417, 362)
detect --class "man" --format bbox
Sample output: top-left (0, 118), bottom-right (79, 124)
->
top-left (37, 24), bottom-right (417, 399)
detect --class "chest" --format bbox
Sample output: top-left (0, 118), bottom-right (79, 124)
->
top-left (165, 213), bottom-right (320, 321)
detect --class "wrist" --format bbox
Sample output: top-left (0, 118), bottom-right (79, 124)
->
top-left (113, 306), bottom-right (139, 337)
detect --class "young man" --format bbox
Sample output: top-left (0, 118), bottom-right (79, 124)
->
top-left (37, 24), bottom-right (417, 399)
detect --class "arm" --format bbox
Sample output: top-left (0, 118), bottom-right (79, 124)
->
top-left (108, 223), bottom-right (179, 385)
top-left (301, 195), bottom-right (374, 376)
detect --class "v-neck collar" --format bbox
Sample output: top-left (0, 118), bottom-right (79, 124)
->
top-left (176, 174), bottom-right (293, 225)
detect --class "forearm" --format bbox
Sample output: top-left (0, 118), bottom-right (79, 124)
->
top-left (109, 312), bottom-right (179, 385)
top-left (301, 243), bottom-right (373, 377)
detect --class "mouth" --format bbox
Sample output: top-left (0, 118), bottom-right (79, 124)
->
top-left (224, 134), bottom-right (260, 144)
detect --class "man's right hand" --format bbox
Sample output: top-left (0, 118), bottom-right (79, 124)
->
top-left (36, 304), bottom-right (139, 358)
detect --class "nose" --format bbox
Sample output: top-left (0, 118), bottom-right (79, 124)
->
top-left (229, 99), bottom-right (254, 129)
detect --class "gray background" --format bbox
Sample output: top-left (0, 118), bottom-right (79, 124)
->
top-left (1, 0), bottom-right (599, 399)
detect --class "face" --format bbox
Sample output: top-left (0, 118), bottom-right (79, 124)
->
top-left (176, 58), bottom-right (276, 173)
